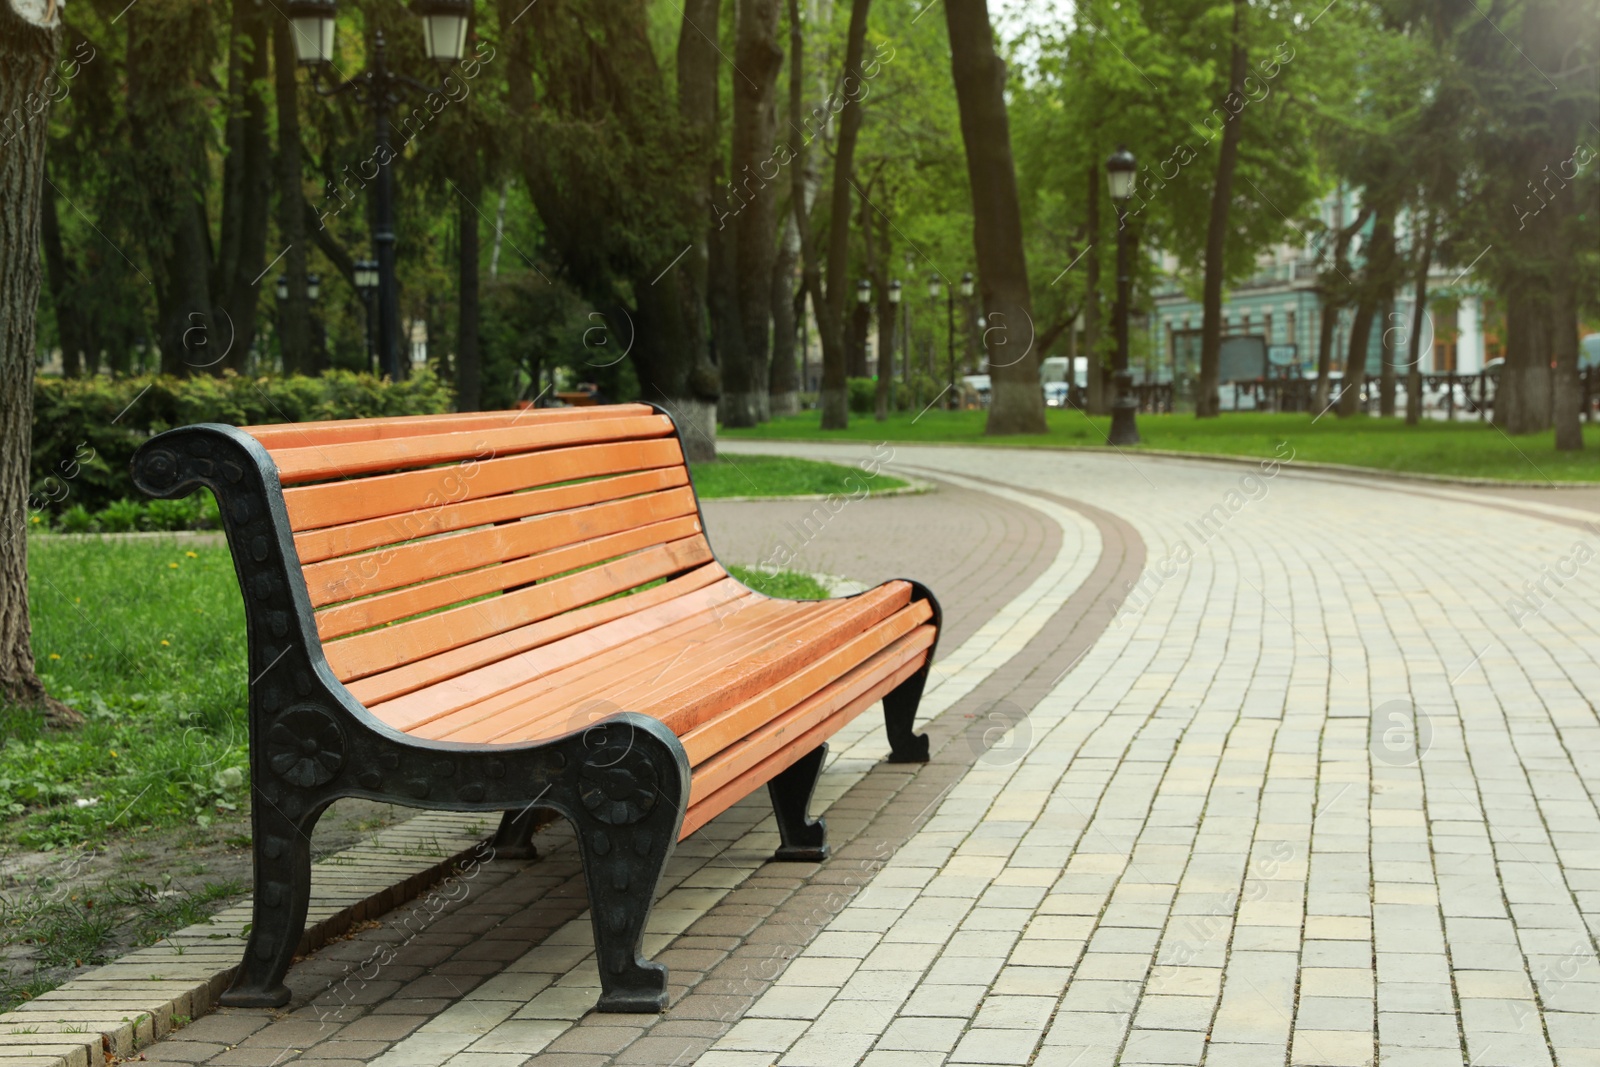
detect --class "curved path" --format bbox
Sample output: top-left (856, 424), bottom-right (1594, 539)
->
top-left (123, 444), bottom-right (1599, 1067)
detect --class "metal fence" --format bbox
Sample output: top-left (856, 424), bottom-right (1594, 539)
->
top-left (1059, 367), bottom-right (1597, 420)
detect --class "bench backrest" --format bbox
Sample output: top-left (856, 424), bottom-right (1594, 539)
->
top-left (241, 404), bottom-right (717, 705)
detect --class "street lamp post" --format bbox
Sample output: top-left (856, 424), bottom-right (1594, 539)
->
top-left (353, 259), bottom-right (380, 373)
top-left (1106, 146), bottom-right (1141, 446)
top-left (285, 0), bottom-right (471, 381)
top-left (277, 273), bottom-right (324, 372)
top-left (926, 275), bottom-right (941, 385)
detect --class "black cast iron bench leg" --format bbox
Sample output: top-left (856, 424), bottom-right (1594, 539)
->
top-left (769, 743), bottom-right (829, 862)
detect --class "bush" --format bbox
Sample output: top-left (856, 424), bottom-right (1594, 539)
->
top-left (847, 377), bottom-right (878, 414)
top-left (32, 370), bottom-right (454, 515)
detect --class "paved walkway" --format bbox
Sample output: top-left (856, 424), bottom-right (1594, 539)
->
top-left (89, 443), bottom-right (1600, 1067)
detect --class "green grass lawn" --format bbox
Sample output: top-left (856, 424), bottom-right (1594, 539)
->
top-left (723, 410), bottom-right (1600, 482)
top-left (691, 453), bottom-right (907, 497)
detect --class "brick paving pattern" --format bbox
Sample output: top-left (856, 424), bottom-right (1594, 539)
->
top-left (54, 442), bottom-right (1600, 1067)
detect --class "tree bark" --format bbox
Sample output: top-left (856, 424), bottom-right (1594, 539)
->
top-left (1195, 0), bottom-right (1248, 419)
top-left (1, 0), bottom-right (77, 726)
top-left (722, 0), bottom-right (784, 427)
top-left (273, 20), bottom-right (312, 375)
top-left (1378, 297), bottom-right (1396, 417)
top-left (213, 0), bottom-right (271, 374)
top-left (872, 210), bottom-right (893, 421)
top-left (818, 0), bottom-right (872, 429)
top-left (944, 0), bottom-right (1046, 434)
top-left (677, 0), bottom-right (721, 420)
top-left (1338, 206), bottom-right (1397, 418)
top-left (1498, 284), bottom-right (1554, 434)
top-left (1552, 269), bottom-right (1582, 451)
top-left (1339, 295), bottom-right (1377, 418)
top-left (1404, 212), bottom-right (1433, 426)
top-left (787, 0), bottom-right (844, 426)
top-left (1084, 163), bottom-right (1104, 415)
top-left (769, 211), bottom-right (800, 413)
top-left (456, 155), bottom-right (483, 411)
top-left (1313, 300), bottom-right (1336, 412)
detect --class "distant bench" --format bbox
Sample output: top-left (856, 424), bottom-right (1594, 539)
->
top-left (132, 403), bottom-right (940, 1013)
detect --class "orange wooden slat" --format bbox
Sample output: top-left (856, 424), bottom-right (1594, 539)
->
top-left (421, 597), bottom-right (828, 743)
top-left (324, 539), bottom-right (716, 682)
top-left (627, 582), bottom-right (913, 724)
top-left (281, 437), bottom-right (686, 533)
top-left (271, 413), bottom-right (674, 484)
top-left (678, 634), bottom-right (933, 837)
top-left (684, 626), bottom-right (933, 801)
top-left (481, 598), bottom-right (859, 744)
top-left (316, 521), bottom-right (708, 643)
top-left (245, 404), bottom-right (654, 450)
top-left (405, 598), bottom-right (801, 740)
top-left (302, 487), bottom-right (699, 609)
top-left (674, 599), bottom-right (933, 764)
top-left (294, 466), bottom-right (689, 565)
top-left (353, 567), bottom-right (737, 710)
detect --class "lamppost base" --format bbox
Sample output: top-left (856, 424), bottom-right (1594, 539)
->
top-left (1108, 406), bottom-right (1141, 446)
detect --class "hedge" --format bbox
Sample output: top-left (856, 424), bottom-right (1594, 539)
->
top-left (31, 370), bottom-right (455, 516)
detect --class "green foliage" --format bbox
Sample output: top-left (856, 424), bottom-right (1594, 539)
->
top-left (847, 377), bottom-right (878, 414)
top-left (31, 370), bottom-right (454, 515)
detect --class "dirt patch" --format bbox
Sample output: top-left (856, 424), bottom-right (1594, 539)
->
top-left (0, 796), bottom-right (409, 1012)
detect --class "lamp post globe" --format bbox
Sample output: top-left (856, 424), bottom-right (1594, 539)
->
top-left (1105, 146), bottom-right (1141, 446)
top-left (284, 0), bottom-right (337, 64)
top-left (414, 0), bottom-right (472, 61)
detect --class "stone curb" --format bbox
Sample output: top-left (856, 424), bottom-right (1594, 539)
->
top-left (0, 813), bottom-right (492, 1067)
top-left (724, 435), bottom-right (1600, 488)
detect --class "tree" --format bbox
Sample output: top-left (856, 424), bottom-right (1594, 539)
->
top-left (722, 0), bottom-right (785, 427)
top-left (945, 0), bottom-right (1046, 434)
top-left (817, 0), bottom-right (874, 429)
top-left (1, 0), bottom-right (75, 725)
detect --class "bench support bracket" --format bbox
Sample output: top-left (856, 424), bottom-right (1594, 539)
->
top-left (490, 808), bottom-right (541, 861)
top-left (768, 744), bottom-right (830, 862)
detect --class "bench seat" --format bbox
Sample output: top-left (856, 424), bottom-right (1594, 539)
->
top-left (131, 403), bottom-right (939, 1015)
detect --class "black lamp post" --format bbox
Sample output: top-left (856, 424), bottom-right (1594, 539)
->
top-left (1106, 146), bottom-right (1141, 445)
top-left (353, 259), bottom-right (380, 372)
top-left (277, 274), bottom-right (324, 371)
top-left (285, 0), bottom-right (471, 381)
top-left (889, 278), bottom-right (902, 382)
top-left (926, 275), bottom-right (942, 382)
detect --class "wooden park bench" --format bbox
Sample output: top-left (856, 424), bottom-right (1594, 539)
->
top-left (131, 403), bottom-right (940, 1013)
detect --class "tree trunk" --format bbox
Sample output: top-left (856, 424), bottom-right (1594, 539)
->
top-left (1378, 297), bottom-right (1396, 417)
top-left (40, 169), bottom-right (85, 377)
top-left (944, 0), bottom-right (1046, 434)
top-left (1404, 212), bottom-right (1433, 426)
top-left (273, 20), bottom-right (312, 375)
top-left (1337, 206), bottom-right (1397, 418)
top-left (722, 0), bottom-right (783, 427)
top-left (769, 211), bottom-right (800, 414)
top-left (1, 0), bottom-right (77, 726)
top-left (1498, 285), bottom-right (1554, 434)
top-left (677, 0), bottom-right (721, 421)
top-left (1195, 0), bottom-right (1248, 419)
top-left (1552, 270), bottom-right (1582, 451)
top-left (818, 0), bottom-right (872, 429)
top-left (787, 0), bottom-right (845, 426)
top-left (456, 155), bottom-right (482, 411)
top-left (1339, 295), bottom-right (1377, 418)
top-left (1084, 163), bottom-right (1104, 415)
top-left (1313, 300), bottom-right (1336, 412)
top-left (872, 211), bottom-right (893, 421)
top-left (213, 0), bottom-right (271, 374)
